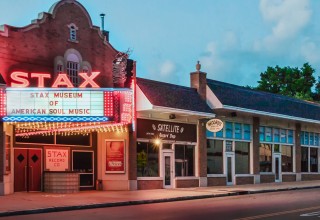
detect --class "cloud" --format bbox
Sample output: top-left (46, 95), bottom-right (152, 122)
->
top-left (159, 60), bottom-right (177, 77)
top-left (300, 40), bottom-right (320, 64)
top-left (255, 0), bottom-right (311, 51)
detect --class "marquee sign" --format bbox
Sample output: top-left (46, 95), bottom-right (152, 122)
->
top-left (2, 88), bottom-right (133, 122)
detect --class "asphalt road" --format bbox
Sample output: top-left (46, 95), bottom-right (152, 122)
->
top-left (3, 188), bottom-right (320, 220)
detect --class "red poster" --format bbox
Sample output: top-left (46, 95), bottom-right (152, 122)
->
top-left (106, 141), bottom-right (125, 173)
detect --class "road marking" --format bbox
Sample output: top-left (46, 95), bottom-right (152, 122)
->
top-left (300, 211), bottom-right (320, 217)
top-left (234, 205), bottom-right (320, 220)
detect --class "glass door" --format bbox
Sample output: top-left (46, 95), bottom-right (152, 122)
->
top-left (226, 153), bottom-right (234, 185)
top-left (163, 152), bottom-right (174, 188)
top-left (274, 154), bottom-right (281, 182)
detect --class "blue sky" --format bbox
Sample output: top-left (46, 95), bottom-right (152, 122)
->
top-left (1, 0), bottom-right (320, 87)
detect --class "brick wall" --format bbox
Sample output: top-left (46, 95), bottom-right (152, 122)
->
top-left (0, 1), bottom-right (119, 88)
top-left (198, 119), bottom-right (207, 178)
top-left (235, 176), bottom-right (254, 185)
top-left (252, 117), bottom-right (260, 174)
top-left (302, 174), bottom-right (320, 181)
top-left (138, 180), bottom-right (163, 190)
top-left (175, 179), bottom-right (199, 188)
top-left (207, 177), bottom-right (226, 186)
top-left (260, 174), bottom-right (275, 183)
top-left (295, 123), bottom-right (301, 173)
top-left (282, 174), bottom-right (296, 182)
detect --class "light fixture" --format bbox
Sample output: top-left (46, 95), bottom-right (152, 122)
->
top-left (154, 138), bottom-right (161, 146)
top-left (169, 114), bottom-right (176, 119)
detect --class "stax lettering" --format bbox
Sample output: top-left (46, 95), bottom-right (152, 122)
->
top-left (47, 151), bottom-right (67, 158)
top-left (10, 71), bottom-right (100, 88)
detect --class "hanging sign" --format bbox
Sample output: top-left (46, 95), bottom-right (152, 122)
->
top-left (206, 119), bottom-right (224, 132)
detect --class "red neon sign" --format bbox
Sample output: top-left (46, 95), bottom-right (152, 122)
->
top-left (10, 71), bottom-right (101, 88)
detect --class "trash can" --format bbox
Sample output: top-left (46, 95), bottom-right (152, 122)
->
top-left (96, 179), bottom-right (103, 191)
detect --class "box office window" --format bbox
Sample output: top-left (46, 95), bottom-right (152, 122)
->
top-left (207, 140), bottom-right (223, 174)
top-left (281, 145), bottom-right (293, 172)
top-left (72, 151), bottom-right (93, 187)
top-left (235, 142), bottom-right (250, 174)
top-left (137, 142), bottom-right (159, 177)
top-left (259, 144), bottom-right (272, 172)
top-left (175, 144), bottom-right (194, 177)
top-left (301, 147), bottom-right (309, 172)
top-left (310, 148), bottom-right (318, 172)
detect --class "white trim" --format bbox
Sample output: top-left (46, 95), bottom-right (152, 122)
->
top-left (235, 174), bottom-right (254, 177)
top-left (175, 176), bottom-right (199, 180)
top-left (136, 85), bottom-right (153, 111)
top-left (223, 105), bottom-right (320, 124)
top-left (207, 174), bottom-right (226, 177)
top-left (152, 105), bottom-right (215, 118)
top-left (206, 85), bottom-right (223, 109)
top-left (137, 177), bottom-right (162, 181)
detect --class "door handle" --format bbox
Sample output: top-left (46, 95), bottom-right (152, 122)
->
top-left (30, 166), bottom-right (33, 189)
top-left (24, 166), bottom-right (27, 190)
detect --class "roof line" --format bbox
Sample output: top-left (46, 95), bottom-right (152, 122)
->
top-left (152, 105), bottom-right (215, 118)
top-left (223, 105), bottom-right (320, 124)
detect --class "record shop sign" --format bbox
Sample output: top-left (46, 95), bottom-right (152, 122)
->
top-left (137, 119), bottom-right (196, 142)
top-left (206, 119), bottom-right (224, 132)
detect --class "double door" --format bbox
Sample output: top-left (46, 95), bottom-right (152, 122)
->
top-left (14, 148), bottom-right (42, 192)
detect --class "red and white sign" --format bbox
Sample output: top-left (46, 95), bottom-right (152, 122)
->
top-left (45, 149), bottom-right (69, 171)
top-left (106, 141), bottom-right (125, 173)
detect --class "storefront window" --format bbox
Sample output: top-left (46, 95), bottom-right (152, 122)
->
top-left (310, 148), bottom-right (318, 172)
top-left (175, 144), bottom-right (194, 176)
top-left (315, 134), bottom-right (319, 146)
top-left (281, 145), bottom-right (293, 172)
top-left (207, 140), bottom-right (223, 174)
top-left (235, 142), bottom-right (250, 174)
top-left (226, 122), bottom-right (233, 139)
top-left (215, 129), bottom-right (223, 138)
top-left (301, 147), bottom-right (309, 172)
top-left (288, 130), bottom-right (293, 144)
top-left (243, 124), bottom-right (250, 140)
top-left (259, 143), bottom-right (272, 172)
top-left (259, 127), bottom-right (265, 142)
top-left (234, 123), bottom-right (242, 139)
top-left (304, 132), bottom-right (309, 146)
top-left (280, 129), bottom-right (287, 143)
top-left (265, 127), bottom-right (272, 142)
top-left (310, 133), bottom-right (314, 146)
top-left (273, 128), bottom-right (280, 142)
top-left (137, 142), bottom-right (159, 177)
top-left (73, 151), bottom-right (93, 186)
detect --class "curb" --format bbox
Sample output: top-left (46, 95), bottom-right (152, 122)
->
top-left (1, 186), bottom-right (320, 217)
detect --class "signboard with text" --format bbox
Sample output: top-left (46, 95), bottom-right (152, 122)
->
top-left (137, 119), bottom-right (197, 142)
top-left (106, 141), bottom-right (125, 173)
top-left (45, 148), bottom-right (69, 171)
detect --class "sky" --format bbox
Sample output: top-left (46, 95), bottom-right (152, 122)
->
top-left (0, 0), bottom-right (320, 87)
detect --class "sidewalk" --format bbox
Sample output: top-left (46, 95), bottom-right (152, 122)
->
top-left (1, 180), bottom-right (320, 217)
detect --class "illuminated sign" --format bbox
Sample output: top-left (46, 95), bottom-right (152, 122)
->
top-left (3, 88), bottom-right (133, 122)
top-left (10, 71), bottom-right (100, 88)
top-left (6, 89), bottom-right (104, 117)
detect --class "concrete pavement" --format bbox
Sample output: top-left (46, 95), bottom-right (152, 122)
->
top-left (1, 180), bottom-right (320, 217)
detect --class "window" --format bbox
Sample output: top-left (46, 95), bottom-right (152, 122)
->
top-left (226, 122), bottom-right (233, 139)
top-left (265, 127), bottom-right (272, 142)
top-left (273, 128), bottom-right (280, 142)
top-left (280, 129), bottom-right (287, 143)
top-left (67, 61), bottom-right (79, 86)
top-left (301, 147), bottom-right (309, 172)
top-left (68, 23), bottom-right (78, 41)
top-left (235, 142), bottom-right (250, 174)
top-left (281, 145), bottom-right (293, 172)
top-left (288, 130), bottom-right (293, 144)
top-left (259, 143), bottom-right (272, 172)
top-left (207, 140), bottom-right (223, 174)
top-left (310, 148), bottom-right (318, 172)
top-left (310, 133), bottom-right (314, 146)
top-left (315, 134), bottom-right (319, 146)
top-left (175, 145), bottom-right (194, 176)
top-left (243, 124), bottom-right (250, 140)
top-left (137, 142), bottom-right (159, 177)
top-left (72, 151), bottom-right (94, 187)
top-left (259, 127), bottom-right (265, 142)
top-left (234, 123), bottom-right (242, 139)
top-left (57, 64), bottom-right (63, 74)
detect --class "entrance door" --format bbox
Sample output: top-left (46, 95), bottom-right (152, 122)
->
top-left (14, 149), bottom-right (42, 192)
top-left (226, 153), bottom-right (234, 185)
top-left (274, 154), bottom-right (281, 182)
top-left (163, 152), bottom-right (174, 188)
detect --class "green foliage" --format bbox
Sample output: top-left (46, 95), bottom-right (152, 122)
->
top-left (256, 63), bottom-right (318, 101)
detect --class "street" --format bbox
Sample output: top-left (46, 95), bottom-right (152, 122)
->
top-left (2, 188), bottom-right (320, 220)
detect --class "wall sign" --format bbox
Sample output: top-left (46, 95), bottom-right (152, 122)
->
top-left (137, 119), bottom-right (197, 142)
top-left (106, 141), bottom-right (125, 173)
top-left (206, 119), bottom-right (224, 132)
top-left (45, 148), bottom-right (69, 171)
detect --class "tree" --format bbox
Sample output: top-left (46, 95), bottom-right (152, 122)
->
top-left (256, 63), bottom-right (316, 101)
